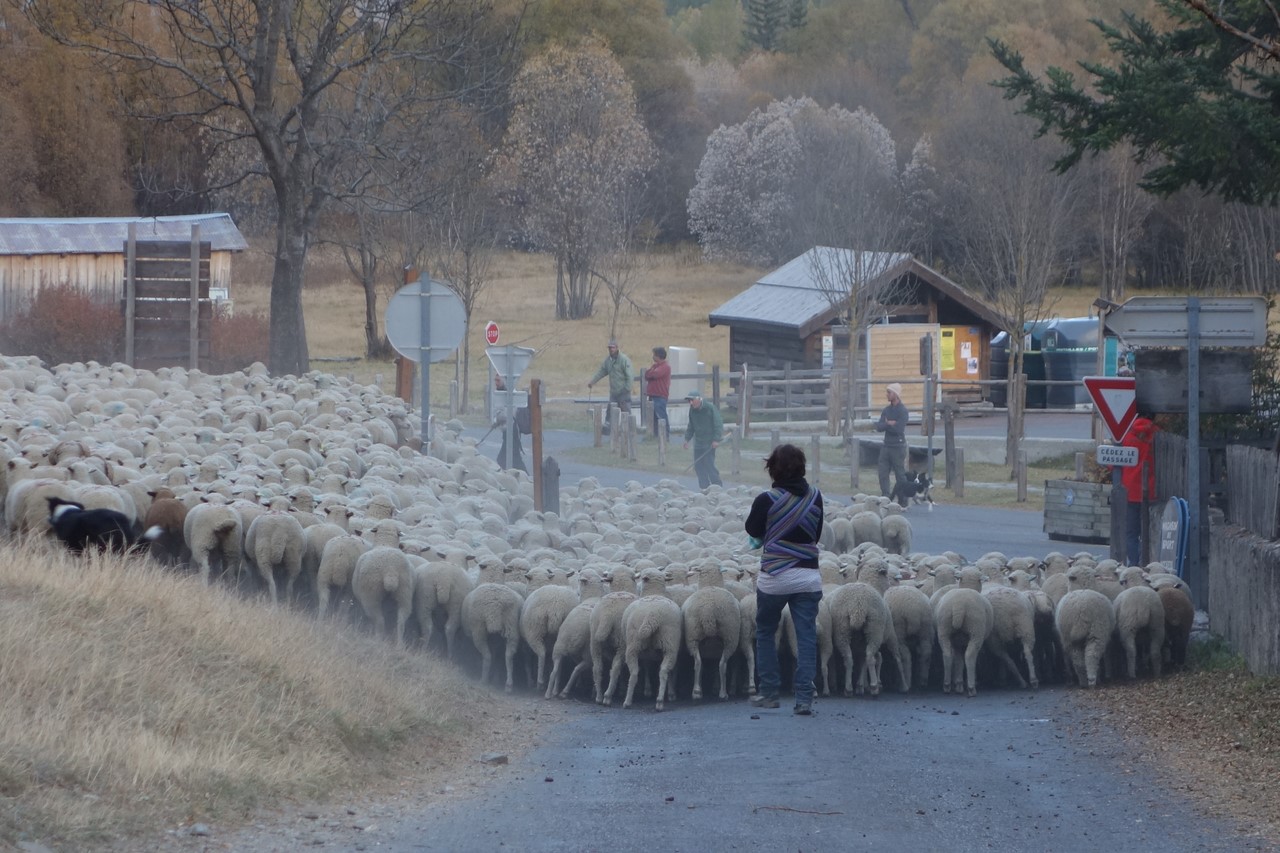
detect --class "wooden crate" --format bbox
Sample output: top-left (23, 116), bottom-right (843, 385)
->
top-left (1043, 480), bottom-right (1111, 544)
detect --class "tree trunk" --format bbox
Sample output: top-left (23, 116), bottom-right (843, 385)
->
top-left (459, 321), bottom-right (471, 415)
top-left (268, 217), bottom-right (310, 376)
top-left (362, 279), bottom-right (383, 358)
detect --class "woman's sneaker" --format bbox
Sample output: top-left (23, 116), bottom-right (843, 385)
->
top-left (749, 694), bottom-right (780, 709)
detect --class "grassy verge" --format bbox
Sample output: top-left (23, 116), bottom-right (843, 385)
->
top-left (0, 541), bottom-right (498, 849)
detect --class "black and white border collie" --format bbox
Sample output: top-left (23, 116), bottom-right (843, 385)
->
top-left (46, 497), bottom-right (163, 555)
top-left (893, 471), bottom-right (936, 511)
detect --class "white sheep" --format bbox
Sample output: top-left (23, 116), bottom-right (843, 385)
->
top-left (681, 560), bottom-right (742, 702)
top-left (982, 587), bottom-right (1039, 689)
top-left (545, 570), bottom-right (606, 699)
top-left (244, 511), bottom-right (307, 605)
top-left (413, 559), bottom-right (475, 660)
top-left (884, 584), bottom-right (933, 691)
top-left (461, 556), bottom-right (525, 691)
top-left (826, 562), bottom-right (902, 697)
top-left (934, 576), bottom-right (993, 697)
top-left (352, 545), bottom-right (414, 646)
top-left (880, 512), bottom-right (912, 556)
top-left (849, 510), bottom-right (882, 547)
top-left (1055, 588), bottom-right (1115, 688)
top-left (620, 570), bottom-right (683, 711)
top-left (519, 574), bottom-right (580, 690)
top-left (183, 500), bottom-right (244, 585)
top-left (1112, 571), bottom-right (1165, 680)
top-left (315, 534), bottom-right (369, 619)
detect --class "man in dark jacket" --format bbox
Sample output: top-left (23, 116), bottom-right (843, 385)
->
top-left (875, 382), bottom-right (909, 504)
top-left (682, 392), bottom-right (724, 489)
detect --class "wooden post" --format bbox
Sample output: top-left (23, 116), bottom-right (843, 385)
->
top-left (531, 379), bottom-right (544, 512)
top-left (810, 434), bottom-right (821, 488)
top-left (712, 364), bottom-right (721, 410)
top-left (657, 419), bottom-right (667, 466)
top-left (943, 402), bottom-right (957, 488)
top-left (449, 380), bottom-right (459, 420)
top-left (627, 412), bottom-right (637, 462)
top-left (770, 429), bottom-right (781, 451)
top-left (125, 222), bottom-right (136, 367)
top-left (609, 404), bottom-right (620, 454)
top-left (954, 447), bottom-right (965, 498)
top-left (783, 362), bottom-right (793, 422)
top-left (850, 436), bottom-right (860, 491)
top-left (827, 373), bottom-right (841, 436)
top-left (189, 223), bottom-right (201, 369)
top-left (730, 425), bottom-right (740, 476)
top-left (741, 364), bottom-right (752, 435)
top-left (1016, 449), bottom-right (1028, 503)
top-left (1075, 452), bottom-right (1086, 481)
top-left (592, 407), bottom-right (602, 447)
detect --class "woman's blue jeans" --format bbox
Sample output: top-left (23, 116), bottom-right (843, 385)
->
top-left (754, 589), bottom-right (822, 704)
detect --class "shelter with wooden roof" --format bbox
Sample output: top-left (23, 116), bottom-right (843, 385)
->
top-left (709, 247), bottom-right (1007, 408)
top-left (0, 214), bottom-right (248, 322)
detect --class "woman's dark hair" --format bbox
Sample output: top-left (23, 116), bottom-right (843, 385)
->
top-left (764, 443), bottom-right (806, 483)
top-left (653, 346), bottom-right (666, 359)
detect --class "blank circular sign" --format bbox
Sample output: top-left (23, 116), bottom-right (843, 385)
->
top-left (385, 277), bottom-right (466, 363)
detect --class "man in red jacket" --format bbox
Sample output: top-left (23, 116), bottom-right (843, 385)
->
top-left (1119, 416), bottom-right (1158, 565)
top-left (643, 346), bottom-right (671, 440)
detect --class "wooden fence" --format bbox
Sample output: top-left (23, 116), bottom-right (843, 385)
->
top-left (1224, 444), bottom-right (1280, 540)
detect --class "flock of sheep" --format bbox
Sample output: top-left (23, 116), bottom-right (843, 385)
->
top-left (0, 356), bottom-right (1195, 711)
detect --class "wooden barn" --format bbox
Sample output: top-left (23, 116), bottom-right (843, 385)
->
top-left (708, 247), bottom-right (1006, 410)
top-left (0, 214), bottom-right (248, 322)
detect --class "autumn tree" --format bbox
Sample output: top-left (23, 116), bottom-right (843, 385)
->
top-left (495, 42), bottom-right (655, 321)
top-left (21, 0), bottom-right (519, 377)
top-left (939, 93), bottom-right (1082, 468)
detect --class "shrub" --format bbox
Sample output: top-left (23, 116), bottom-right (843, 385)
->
top-left (209, 306), bottom-right (270, 374)
top-left (0, 284), bottom-right (123, 366)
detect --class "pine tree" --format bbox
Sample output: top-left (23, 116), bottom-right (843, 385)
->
top-left (788, 0), bottom-right (807, 31)
top-left (743, 0), bottom-right (786, 52)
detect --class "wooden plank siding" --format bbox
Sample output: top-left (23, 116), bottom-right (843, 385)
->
top-left (867, 323), bottom-right (939, 413)
top-left (0, 251), bottom-right (232, 322)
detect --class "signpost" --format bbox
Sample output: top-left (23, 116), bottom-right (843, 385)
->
top-left (385, 272), bottom-right (466, 445)
top-left (1082, 376), bottom-right (1137, 442)
top-left (1101, 294), bottom-right (1267, 608)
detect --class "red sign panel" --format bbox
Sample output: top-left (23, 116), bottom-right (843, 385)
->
top-left (1083, 376), bottom-right (1138, 442)
top-left (484, 321), bottom-right (500, 346)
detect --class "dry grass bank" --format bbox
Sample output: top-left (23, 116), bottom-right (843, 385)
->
top-left (0, 540), bottom-right (517, 850)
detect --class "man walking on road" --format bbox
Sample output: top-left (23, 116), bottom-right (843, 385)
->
top-left (875, 382), bottom-right (909, 504)
top-left (587, 339), bottom-right (634, 436)
top-left (682, 392), bottom-right (724, 489)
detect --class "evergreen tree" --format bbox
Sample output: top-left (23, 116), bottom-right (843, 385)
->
top-left (788, 0), bottom-right (807, 31)
top-left (744, 0), bottom-right (786, 52)
top-left (991, 0), bottom-right (1280, 206)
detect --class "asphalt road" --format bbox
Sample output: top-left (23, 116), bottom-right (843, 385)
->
top-left (375, 688), bottom-right (1259, 853)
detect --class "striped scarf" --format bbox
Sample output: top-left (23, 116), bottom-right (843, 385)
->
top-left (759, 486), bottom-right (820, 576)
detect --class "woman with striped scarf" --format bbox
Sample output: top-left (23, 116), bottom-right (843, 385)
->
top-left (744, 443), bottom-right (824, 715)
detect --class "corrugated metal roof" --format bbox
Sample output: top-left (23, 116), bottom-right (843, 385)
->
top-left (709, 247), bottom-right (910, 331)
top-left (0, 214), bottom-right (249, 255)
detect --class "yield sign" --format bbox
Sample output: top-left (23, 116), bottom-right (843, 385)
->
top-left (1083, 375), bottom-right (1137, 442)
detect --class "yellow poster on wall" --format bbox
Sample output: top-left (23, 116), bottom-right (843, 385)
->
top-left (940, 328), bottom-right (956, 372)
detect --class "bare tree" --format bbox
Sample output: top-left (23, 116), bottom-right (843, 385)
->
top-left (495, 41), bottom-right (656, 320)
top-left (22, 0), bottom-right (520, 376)
top-left (944, 96), bottom-right (1082, 468)
top-left (594, 174), bottom-right (657, 341)
top-left (1087, 145), bottom-right (1154, 303)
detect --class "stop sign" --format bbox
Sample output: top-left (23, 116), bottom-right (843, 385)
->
top-left (484, 321), bottom-right (500, 346)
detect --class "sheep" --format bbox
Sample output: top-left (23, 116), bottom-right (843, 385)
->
top-left (244, 511), bottom-right (307, 605)
top-left (982, 587), bottom-right (1039, 689)
top-left (1112, 572), bottom-right (1165, 679)
top-left (880, 513), bottom-right (912, 556)
top-left (351, 545), bottom-right (414, 646)
top-left (519, 574), bottom-right (581, 690)
top-left (826, 562), bottom-right (902, 697)
top-left (315, 534), bottom-right (369, 619)
top-left (545, 570), bottom-right (606, 699)
top-left (681, 560), bottom-right (742, 702)
top-left (849, 510), bottom-right (882, 547)
top-left (883, 584), bottom-right (933, 691)
top-left (461, 557), bottom-right (525, 691)
top-left (590, 588), bottom-right (638, 705)
top-left (934, 582), bottom-right (993, 697)
top-left (183, 500), bottom-right (244, 585)
top-left (413, 559), bottom-right (475, 659)
top-left (620, 571), bottom-right (683, 711)
top-left (1158, 586), bottom-right (1194, 669)
top-left (1055, 588), bottom-right (1116, 688)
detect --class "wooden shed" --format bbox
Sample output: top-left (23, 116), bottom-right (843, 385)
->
top-left (708, 247), bottom-right (1006, 407)
top-left (0, 214), bottom-right (248, 322)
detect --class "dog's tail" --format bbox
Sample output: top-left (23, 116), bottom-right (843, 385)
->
top-left (141, 525), bottom-right (164, 542)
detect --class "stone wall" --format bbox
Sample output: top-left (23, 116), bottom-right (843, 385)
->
top-left (1209, 525), bottom-right (1280, 676)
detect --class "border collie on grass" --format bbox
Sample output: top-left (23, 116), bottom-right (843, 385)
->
top-left (46, 497), bottom-right (163, 555)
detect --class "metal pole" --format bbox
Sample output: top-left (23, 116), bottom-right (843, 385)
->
top-left (504, 343), bottom-right (515, 470)
top-left (125, 222), bottom-right (136, 367)
top-left (531, 378), bottom-right (544, 509)
top-left (409, 267), bottom-right (429, 445)
top-left (1186, 297), bottom-right (1202, 605)
top-left (189, 223), bottom-right (201, 369)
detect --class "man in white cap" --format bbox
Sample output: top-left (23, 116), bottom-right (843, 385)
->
top-left (875, 382), bottom-right (909, 504)
top-left (587, 338), bottom-right (634, 436)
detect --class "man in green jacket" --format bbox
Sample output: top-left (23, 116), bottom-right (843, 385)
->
top-left (682, 392), bottom-right (724, 489)
top-left (587, 339), bottom-right (634, 436)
